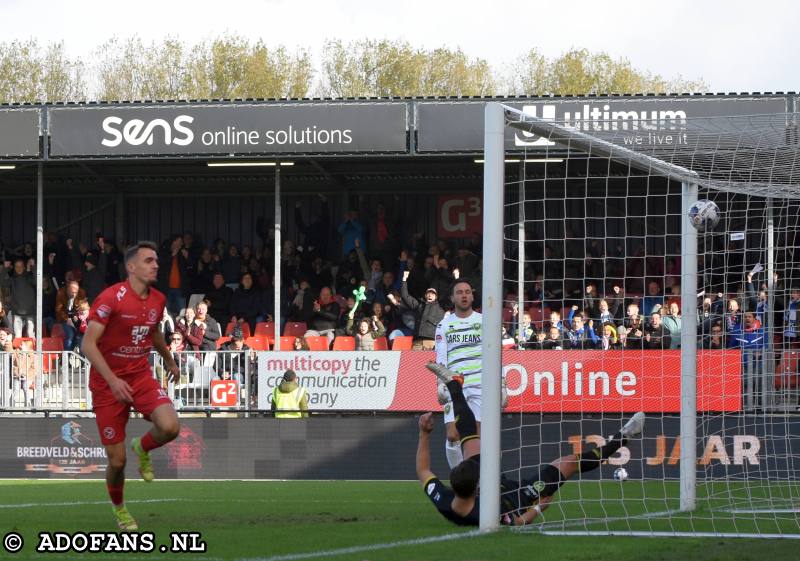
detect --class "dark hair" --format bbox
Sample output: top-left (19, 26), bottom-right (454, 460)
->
top-left (450, 278), bottom-right (475, 295)
top-left (283, 369), bottom-right (297, 382)
top-left (124, 241), bottom-right (158, 266)
top-left (450, 458), bottom-right (480, 498)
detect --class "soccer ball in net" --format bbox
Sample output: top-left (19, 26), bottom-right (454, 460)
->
top-left (687, 199), bottom-right (721, 232)
top-left (613, 467), bottom-right (629, 481)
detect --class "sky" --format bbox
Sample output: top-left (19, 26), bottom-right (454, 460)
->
top-left (1, 0), bottom-right (797, 93)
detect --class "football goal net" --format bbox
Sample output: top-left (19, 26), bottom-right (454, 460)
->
top-left (479, 100), bottom-right (800, 537)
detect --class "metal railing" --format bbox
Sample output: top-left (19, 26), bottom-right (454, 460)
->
top-left (0, 350), bottom-right (92, 413)
top-left (0, 350), bottom-right (255, 413)
top-left (152, 350), bottom-right (255, 411)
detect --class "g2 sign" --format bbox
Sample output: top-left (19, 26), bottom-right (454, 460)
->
top-left (437, 194), bottom-right (482, 238)
top-left (210, 380), bottom-right (238, 407)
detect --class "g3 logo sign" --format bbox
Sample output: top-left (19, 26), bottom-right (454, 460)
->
top-left (101, 115), bottom-right (194, 147)
top-left (438, 195), bottom-right (482, 238)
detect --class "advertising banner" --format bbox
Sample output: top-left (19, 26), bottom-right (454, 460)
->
top-left (1, 414), bottom-right (795, 480)
top-left (48, 102), bottom-right (408, 157)
top-left (259, 350), bottom-right (742, 413)
top-left (436, 193), bottom-right (482, 238)
top-left (0, 108), bottom-right (40, 157)
top-left (415, 97), bottom-right (789, 153)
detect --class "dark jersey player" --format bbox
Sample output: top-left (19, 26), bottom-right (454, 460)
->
top-left (416, 361), bottom-right (645, 526)
top-left (82, 241), bottom-right (181, 531)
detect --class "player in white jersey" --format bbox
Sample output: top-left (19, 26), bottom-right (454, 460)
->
top-left (435, 279), bottom-right (484, 468)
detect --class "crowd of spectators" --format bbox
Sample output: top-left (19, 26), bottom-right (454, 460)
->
top-left (0, 202), bottom-right (797, 359)
top-left (507, 271), bottom-right (799, 354)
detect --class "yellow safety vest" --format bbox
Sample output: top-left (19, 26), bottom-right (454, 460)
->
top-left (273, 386), bottom-right (307, 418)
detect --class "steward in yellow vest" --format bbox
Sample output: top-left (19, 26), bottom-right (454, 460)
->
top-left (271, 369), bottom-right (309, 418)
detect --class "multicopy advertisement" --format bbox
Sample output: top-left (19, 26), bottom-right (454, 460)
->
top-left (259, 350), bottom-right (742, 413)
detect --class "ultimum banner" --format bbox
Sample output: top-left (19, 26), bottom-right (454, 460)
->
top-left (258, 350), bottom-right (742, 413)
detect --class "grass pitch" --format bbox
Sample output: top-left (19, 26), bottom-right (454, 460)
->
top-left (0, 480), bottom-right (797, 561)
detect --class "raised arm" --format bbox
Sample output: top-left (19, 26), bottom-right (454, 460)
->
top-left (400, 278), bottom-right (420, 310)
top-left (355, 239), bottom-right (370, 280)
top-left (416, 412), bottom-right (436, 485)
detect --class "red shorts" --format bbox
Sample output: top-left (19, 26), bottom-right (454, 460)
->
top-left (92, 373), bottom-right (173, 446)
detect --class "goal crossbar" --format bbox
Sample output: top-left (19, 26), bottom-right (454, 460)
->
top-left (501, 104), bottom-right (800, 199)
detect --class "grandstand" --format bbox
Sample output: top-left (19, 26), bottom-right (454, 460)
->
top-left (0, 94), bottom-right (798, 559)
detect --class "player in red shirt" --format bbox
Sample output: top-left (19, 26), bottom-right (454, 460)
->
top-left (82, 241), bottom-right (181, 531)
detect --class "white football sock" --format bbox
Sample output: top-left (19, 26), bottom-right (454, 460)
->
top-left (445, 439), bottom-right (464, 469)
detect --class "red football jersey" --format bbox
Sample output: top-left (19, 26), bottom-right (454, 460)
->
top-left (88, 280), bottom-right (166, 381)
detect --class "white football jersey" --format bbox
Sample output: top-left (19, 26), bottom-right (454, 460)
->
top-left (434, 311), bottom-right (482, 388)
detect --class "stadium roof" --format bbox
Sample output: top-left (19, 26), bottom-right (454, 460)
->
top-left (0, 93), bottom-right (794, 162)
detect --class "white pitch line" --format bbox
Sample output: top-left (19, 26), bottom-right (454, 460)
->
top-left (0, 498), bottom-right (181, 509)
top-left (32, 556), bottom-right (223, 561)
top-left (0, 497), bottom-right (410, 510)
top-left (533, 509), bottom-right (679, 532)
top-left (718, 508), bottom-right (800, 514)
top-left (538, 530), bottom-right (800, 539)
top-left (240, 530), bottom-right (482, 561)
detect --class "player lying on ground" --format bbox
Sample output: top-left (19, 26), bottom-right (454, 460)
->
top-left (82, 241), bottom-right (181, 531)
top-left (416, 362), bottom-right (645, 526)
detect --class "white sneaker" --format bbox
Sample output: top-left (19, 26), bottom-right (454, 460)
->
top-left (437, 382), bottom-right (451, 405)
top-left (425, 362), bottom-right (460, 384)
top-left (620, 412), bottom-right (646, 438)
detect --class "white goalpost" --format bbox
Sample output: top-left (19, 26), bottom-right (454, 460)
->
top-left (481, 100), bottom-right (800, 537)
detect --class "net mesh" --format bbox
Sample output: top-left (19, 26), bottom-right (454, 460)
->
top-left (495, 101), bottom-right (800, 536)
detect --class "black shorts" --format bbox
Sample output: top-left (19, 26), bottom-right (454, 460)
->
top-left (521, 464), bottom-right (564, 499)
top-left (501, 464), bottom-right (564, 514)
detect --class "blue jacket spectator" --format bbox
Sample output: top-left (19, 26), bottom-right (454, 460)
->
top-left (728, 312), bottom-right (766, 350)
top-left (338, 210), bottom-right (365, 257)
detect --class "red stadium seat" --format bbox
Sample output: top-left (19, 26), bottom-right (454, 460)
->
top-left (373, 336), bottom-right (389, 351)
top-left (277, 336), bottom-right (296, 350)
top-left (527, 305), bottom-right (545, 324)
top-left (12, 337), bottom-right (35, 350)
top-left (283, 322), bottom-right (307, 337)
top-left (776, 351), bottom-right (799, 389)
top-left (245, 336), bottom-right (269, 351)
top-left (41, 337), bottom-right (63, 351)
top-left (304, 336), bottom-right (330, 351)
top-left (216, 336), bottom-right (231, 349)
top-left (49, 323), bottom-right (65, 339)
top-left (41, 337), bottom-right (64, 372)
top-left (332, 336), bottom-right (355, 351)
top-left (391, 335), bottom-right (413, 350)
top-left (225, 322), bottom-right (251, 338)
top-left (254, 321), bottom-right (276, 340)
